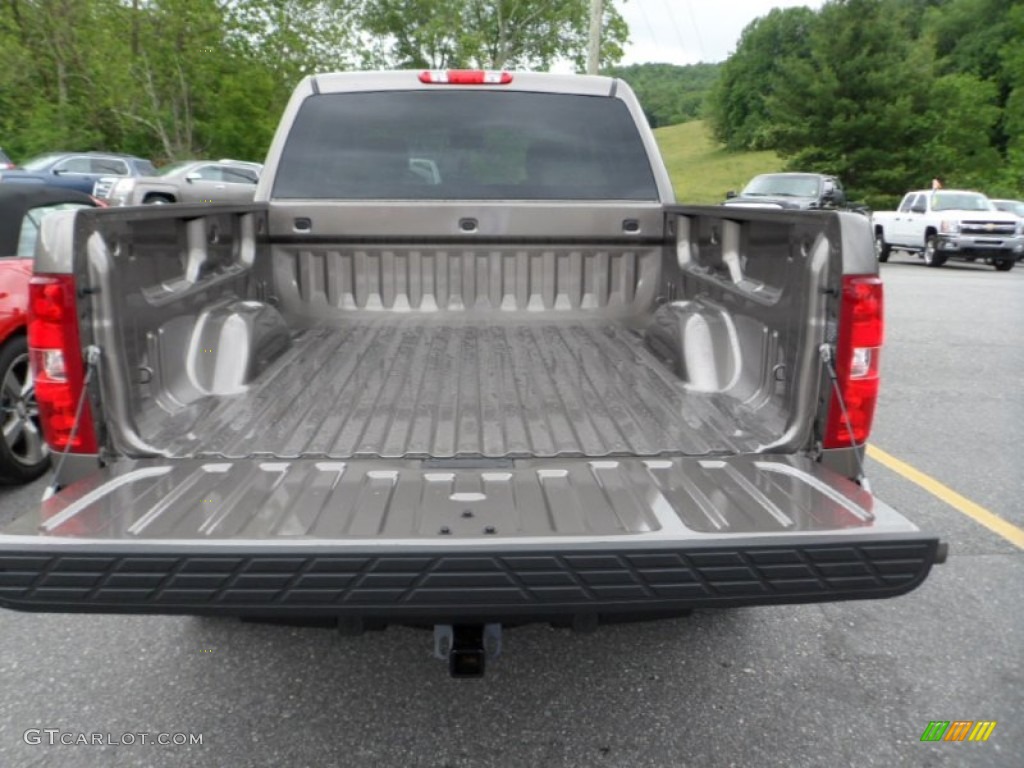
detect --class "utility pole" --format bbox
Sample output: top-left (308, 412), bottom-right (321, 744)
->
top-left (587, 0), bottom-right (603, 75)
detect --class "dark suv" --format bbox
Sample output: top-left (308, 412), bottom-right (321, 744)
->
top-left (724, 172), bottom-right (850, 211)
top-left (0, 151), bottom-right (155, 195)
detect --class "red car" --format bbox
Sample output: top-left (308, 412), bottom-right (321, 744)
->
top-left (0, 186), bottom-right (101, 484)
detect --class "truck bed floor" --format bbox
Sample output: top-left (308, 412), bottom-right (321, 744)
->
top-left (152, 316), bottom-right (774, 459)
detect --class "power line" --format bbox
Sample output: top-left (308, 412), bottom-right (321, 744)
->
top-left (653, 0), bottom-right (707, 64)
top-left (634, 0), bottom-right (664, 58)
top-left (659, 0), bottom-right (690, 59)
top-left (682, 0), bottom-right (707, 62)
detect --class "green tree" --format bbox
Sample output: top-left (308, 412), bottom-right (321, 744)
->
top-left (358, 0), bottom-right (628, 71)
top-left (358, 0), bottom-right (469, 67)
top-left (227, 0), bottom-right (362, 77)
top-left (0, 0), bottom-right (360, 164)
top-left (117, 0), bottom-right (359, 161)
top-left (1000, 4), bottom-right (1024, 193)
top-left (108, 0), bottom-right (232, 160)
top-left (608, 63), bottom-right (720, 128)
top-left (922, 73), bottom-right (1002, 190)
top-left (706, 6), bottom-right (816, 150)
top-left (762, 0), bottom-right (1000, 204)
top-left (924, 0), bottom-right (1024, 192)
top-left (0, 0), bottom-right (127, 156)
top-left (926, 0), bottom-right (1018, 86)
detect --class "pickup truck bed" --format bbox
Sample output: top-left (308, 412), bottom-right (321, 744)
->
top-left (92, 223), bottom-right (802, 463)
top-left (0, 204), bottom-right (940, 623)
top-left (0, 73), bottom-right (942, 663)
top-left (151, 314), bottom-right (774, 459)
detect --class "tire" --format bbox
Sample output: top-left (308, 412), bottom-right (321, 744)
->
top-left (144, 194), bottom-right (173, 205)
top-left (922, 235), bottom-right (946, 267)
top-left (0, 336), bottom-right (50, 485)
top-left (874, 231), bottom-right (891, 263)
top-left (994, 257), bottom-right (1014, 272)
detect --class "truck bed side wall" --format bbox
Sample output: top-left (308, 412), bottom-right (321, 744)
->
top-left (52, 203), bottom-right (843, 462)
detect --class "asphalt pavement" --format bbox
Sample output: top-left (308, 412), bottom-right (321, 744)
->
top-left (0, 253), bottom-right (1021, 767)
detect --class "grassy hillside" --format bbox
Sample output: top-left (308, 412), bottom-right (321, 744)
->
top-left (654, 120), bottom-right (783, 204)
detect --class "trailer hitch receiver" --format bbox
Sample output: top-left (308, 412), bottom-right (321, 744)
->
top-left (433, 624), bottom-right (502, 678)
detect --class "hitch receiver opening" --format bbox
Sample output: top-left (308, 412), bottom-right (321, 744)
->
top-left (433, 624), bottom-right (502, 678)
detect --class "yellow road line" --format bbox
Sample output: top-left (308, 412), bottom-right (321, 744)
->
top-left (866, 445), bottom-right (1024, 550)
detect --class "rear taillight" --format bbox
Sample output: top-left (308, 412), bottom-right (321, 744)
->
top-left (28, 275), bottom-right (98, 453)
top-left (822, 275), bottom-right (883, 448)
top-left (418, 70), bottom-right (513, 85)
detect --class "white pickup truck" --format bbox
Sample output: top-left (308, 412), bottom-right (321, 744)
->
top-left (872, 189), bottom-right (1023, 271)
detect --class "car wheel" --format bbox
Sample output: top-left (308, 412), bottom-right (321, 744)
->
top-left (923, 235), bottom-right (946, 267)
top-left (994, 257), bottom-right (1014, 272)
top-left (0, 336), bottom-right (50, 485)
top-left (144, 195), bottom-right (173, 205)
top-left (874, 231), bottom-right (891, 263)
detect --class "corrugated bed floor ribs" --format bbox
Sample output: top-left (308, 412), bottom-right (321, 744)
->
top-left (154, 316), bottom-right (771, 459)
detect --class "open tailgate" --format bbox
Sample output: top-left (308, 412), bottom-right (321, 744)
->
top-left (0, 454), bottom-right (942, 622)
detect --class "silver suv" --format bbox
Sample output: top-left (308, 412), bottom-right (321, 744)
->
top-left (97, 159), bottom-right (261, 206)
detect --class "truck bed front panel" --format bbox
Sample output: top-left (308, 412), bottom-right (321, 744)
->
top-left (0, 455), bottom-right (940, 619)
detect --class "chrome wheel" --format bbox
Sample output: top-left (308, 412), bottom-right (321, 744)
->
top-left (923, 236), bottom-right (945, 267)
top-left (874, 232), bottom-right (890, 263)
top-left (1, 351), bottom-right (48, 467)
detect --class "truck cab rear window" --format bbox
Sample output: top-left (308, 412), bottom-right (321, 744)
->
top-left (272, 91), bottom-right (659, 201)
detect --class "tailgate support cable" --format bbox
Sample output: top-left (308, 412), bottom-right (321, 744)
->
top-left (819, 343), bottom-right (871, 493)
top-left (43, 345), bottom-right (101, 500)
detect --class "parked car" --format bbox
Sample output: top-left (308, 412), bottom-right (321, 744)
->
top-left (99, 159), bottom-right (261, 206)
top-left (1, 70), bottom-right (944, 677)
top-left (0, 148), bottom-right (14, 170)
top-left (991, 199), bottom-right (1024, 217)
top-left (991, 199), bottom-right (1024, 259)
top-left (872, 189), bottom-right (1023, 270)
top-left (0, 186), bottom-right (102, 484)
top-left (724, 172), bottom-right (849, 210)
top-left (0, 152), bottom-right (155, 195)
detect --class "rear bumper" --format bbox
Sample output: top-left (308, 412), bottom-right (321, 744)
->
top-left (0, 454), bottom-right (944, 622)
top-left (0, 536), bottom-right (942, 622)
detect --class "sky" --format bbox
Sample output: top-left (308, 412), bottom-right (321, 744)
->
top-left (618, 0), bottom-right (828, 65)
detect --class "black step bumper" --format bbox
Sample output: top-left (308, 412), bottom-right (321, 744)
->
top-left (0, 537), bottom-right (943, 622)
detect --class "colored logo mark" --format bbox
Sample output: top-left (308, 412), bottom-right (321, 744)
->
top-left (920, 721), bottom-right (997, 742)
